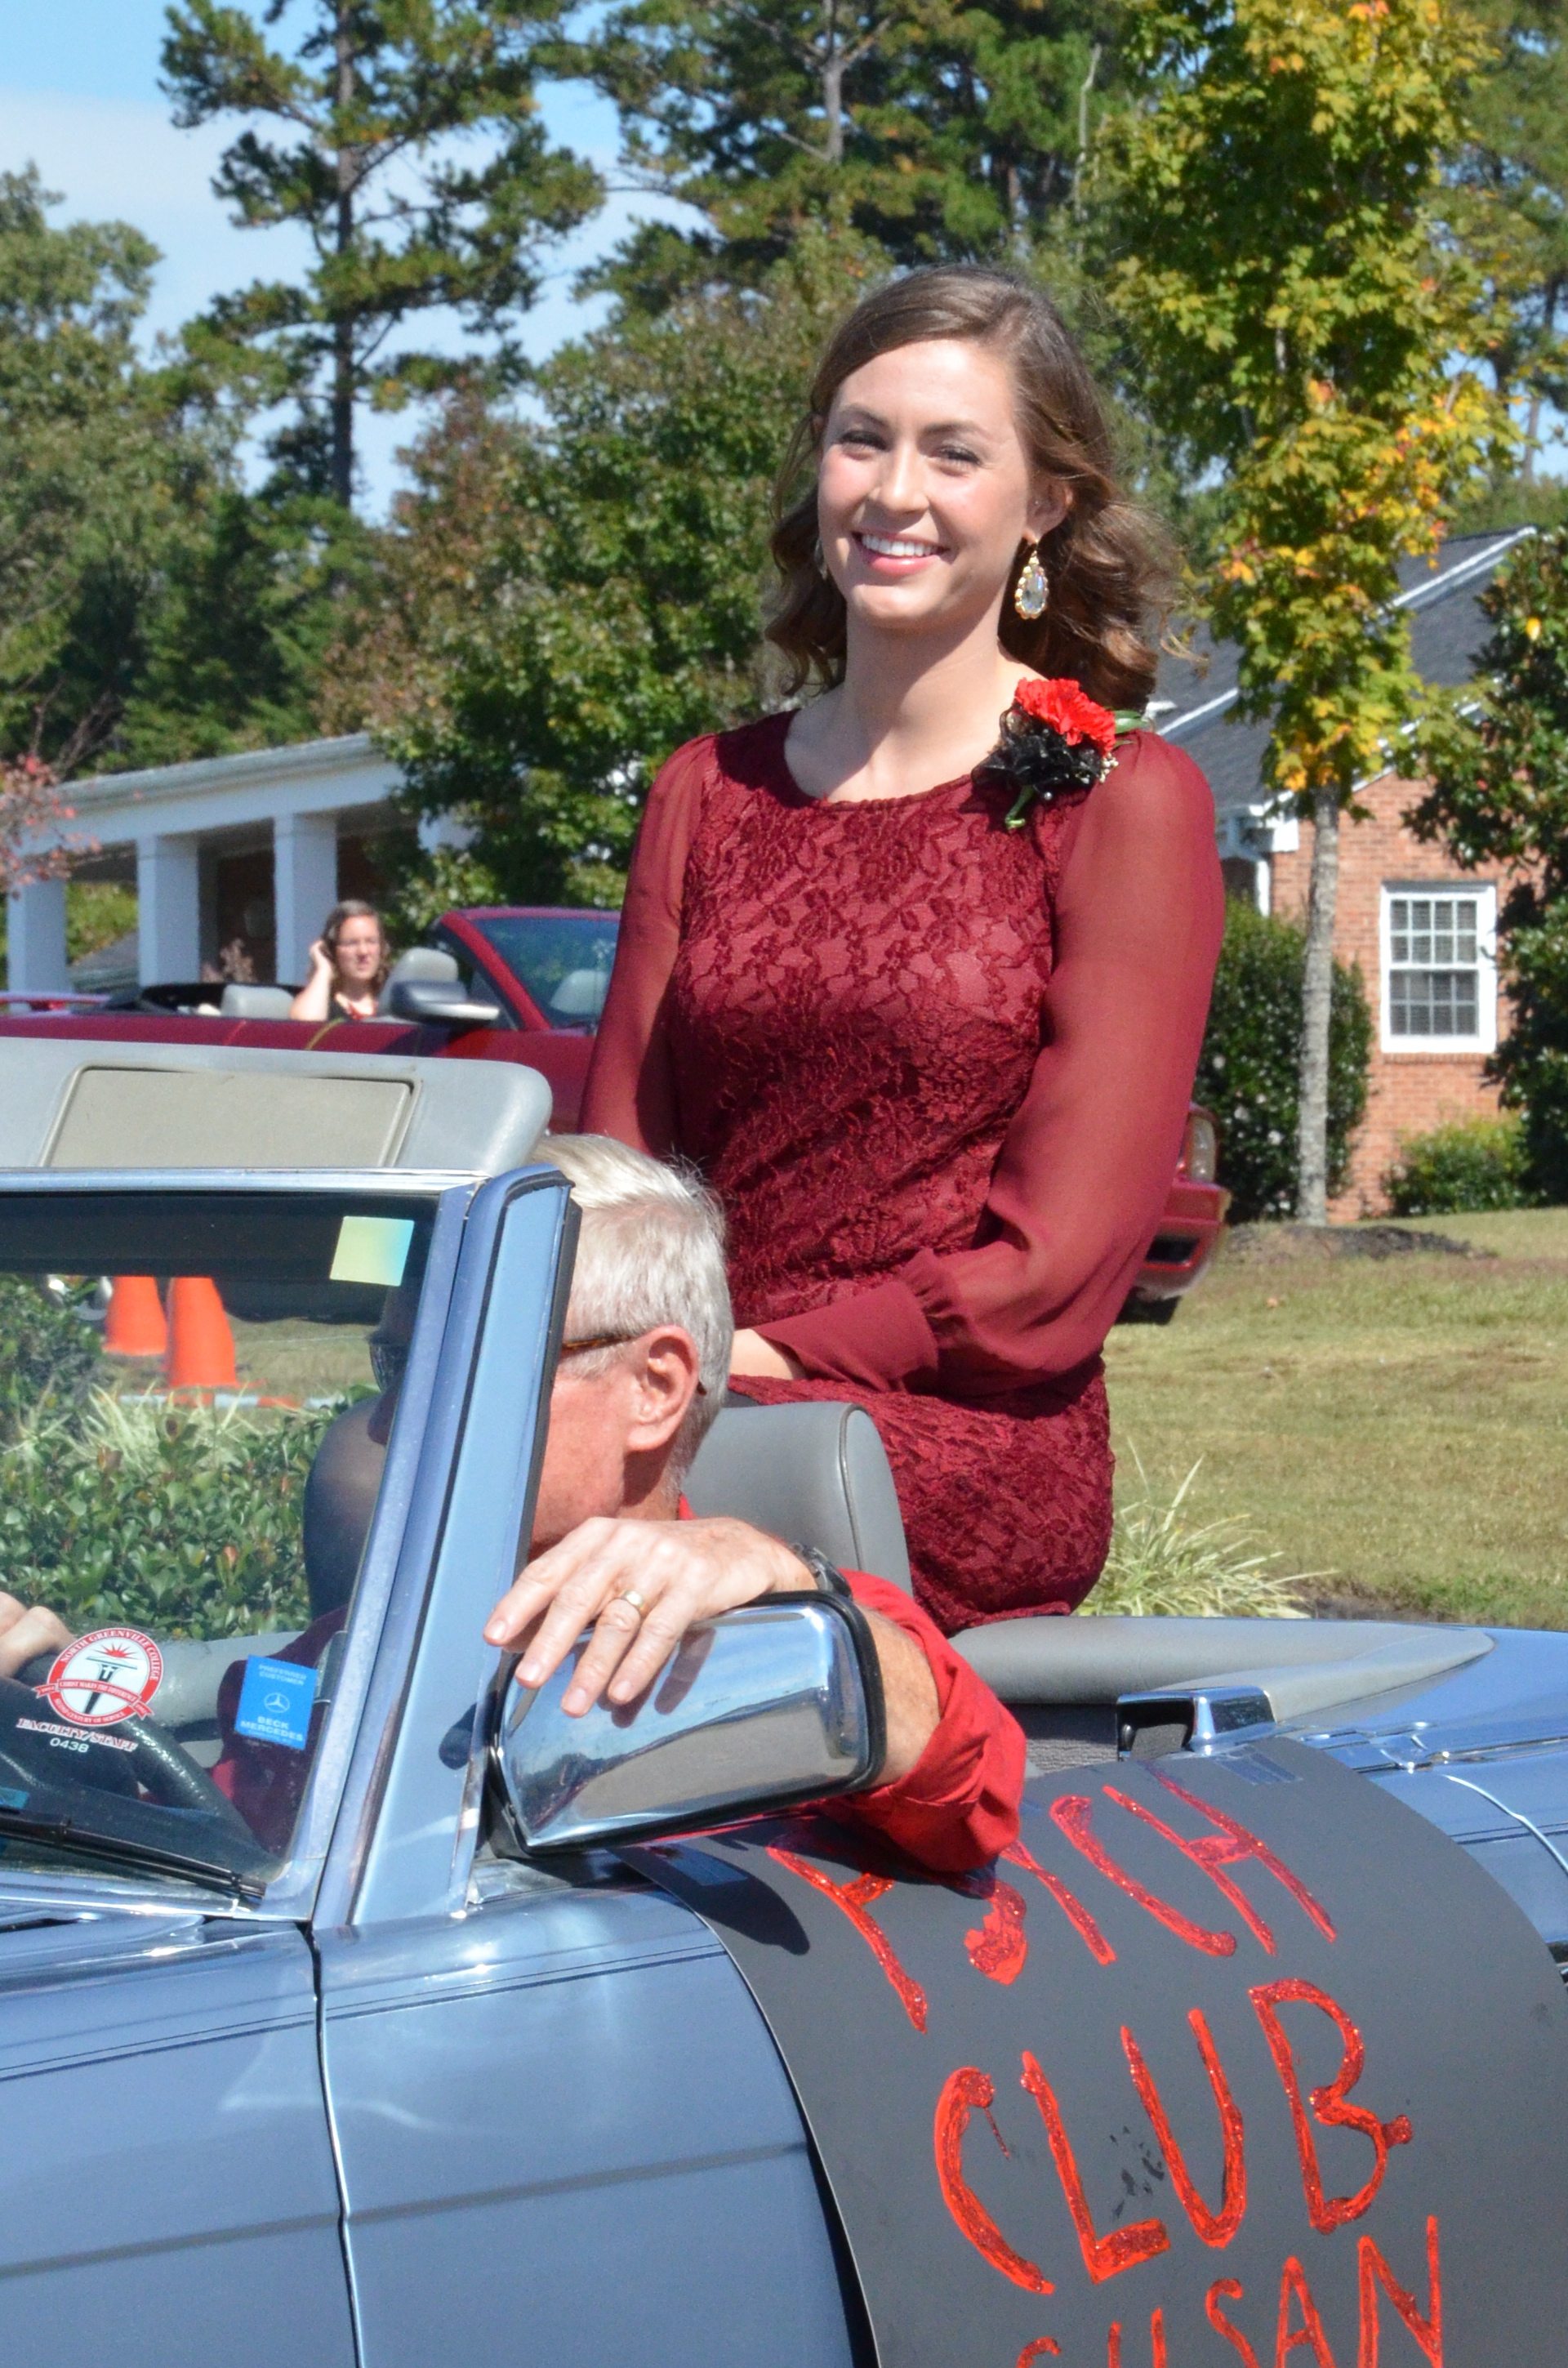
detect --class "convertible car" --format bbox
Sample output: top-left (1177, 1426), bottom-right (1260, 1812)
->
top-left (0, 1033), bottom-right (1560, 2367)
top-left (0, 903), bottom-right (1228, 1313)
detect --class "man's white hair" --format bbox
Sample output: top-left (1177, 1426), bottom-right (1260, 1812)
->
top-left (537, 1134), bottom-right (733, 1476)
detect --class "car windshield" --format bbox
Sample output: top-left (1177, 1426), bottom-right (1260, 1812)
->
top-left (469, 912), bottom-right (619, 1029)
top-left (0, 1188), bottom-right (435, 1898)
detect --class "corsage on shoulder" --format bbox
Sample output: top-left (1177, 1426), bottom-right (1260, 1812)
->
top-left (985, 678), bottom-right (1147, 830)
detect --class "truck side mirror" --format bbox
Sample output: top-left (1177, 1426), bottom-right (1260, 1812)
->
top-left (492, 1596), bottom-right (886, 1853)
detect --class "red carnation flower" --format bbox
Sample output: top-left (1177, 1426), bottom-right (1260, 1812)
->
top-left (1012, 677), bottom-right (1117, 755)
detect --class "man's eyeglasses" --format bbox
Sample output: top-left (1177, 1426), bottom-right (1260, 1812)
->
top-left (558, 1331), bottom-right (708, 1394)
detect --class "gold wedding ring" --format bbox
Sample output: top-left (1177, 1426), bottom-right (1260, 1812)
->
top-left (618, 1588), bottom-right (648, 1616)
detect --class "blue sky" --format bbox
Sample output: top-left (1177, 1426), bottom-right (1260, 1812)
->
top-left (0, 0), bottom-right (687, 513)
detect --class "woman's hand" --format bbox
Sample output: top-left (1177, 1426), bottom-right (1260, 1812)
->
top-left (728, 1328), bottom-right (807, 1380)
top-left (290, 939), bottom-right (336, 1020)
top-left (484, 1516), bottom-right (810, 1716)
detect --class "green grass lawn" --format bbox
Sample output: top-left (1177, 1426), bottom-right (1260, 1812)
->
top-left (1103, 1209), bottom-right (1568, 1629)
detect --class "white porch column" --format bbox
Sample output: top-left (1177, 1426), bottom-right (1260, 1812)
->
top-left (5, 877), bottom-right (69, 993)
top-left (274, 811), bottom-right (338, 985)
top-left (136, 834), bottom-right (201, 985)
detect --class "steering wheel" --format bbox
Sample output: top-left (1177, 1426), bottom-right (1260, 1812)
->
top-left (1, 1664), bottom-right (259, 1843)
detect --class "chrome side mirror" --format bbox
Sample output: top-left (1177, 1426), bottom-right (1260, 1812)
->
top-left (493, 1595), bottom-right (886, 1853)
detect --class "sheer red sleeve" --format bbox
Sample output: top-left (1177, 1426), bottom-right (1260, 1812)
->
top-left (580, 737), bottom-right (711, 1153)
top-left (822, 1572), bottom-right (1024, 1872)
top-left (755, 734), bottom-right (1223, 1394)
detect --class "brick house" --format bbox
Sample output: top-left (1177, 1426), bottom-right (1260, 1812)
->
top-left (1156, 529), bottom-right (1533, 1213)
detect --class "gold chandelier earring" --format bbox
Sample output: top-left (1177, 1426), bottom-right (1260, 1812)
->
top-left (1013, 539), bottom-right (1049, 621)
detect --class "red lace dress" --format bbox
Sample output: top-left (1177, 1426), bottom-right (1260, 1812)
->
top-left (581, 712), bottom-right (1222, 1634)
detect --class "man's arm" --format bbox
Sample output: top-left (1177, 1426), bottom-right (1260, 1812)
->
top-left (831, 1573), bottom-right (1025, 1873)
top-left (483, 1516), bottom-right (1022, 1869)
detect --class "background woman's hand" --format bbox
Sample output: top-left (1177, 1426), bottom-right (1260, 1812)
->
top-left (484, 1516), bottom-right (810, 1716)
top-left (306, 938), bottom-right (332, 974)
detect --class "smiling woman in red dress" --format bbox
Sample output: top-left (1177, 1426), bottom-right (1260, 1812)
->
top-left (581, 267), bottom-right (1223, 1636)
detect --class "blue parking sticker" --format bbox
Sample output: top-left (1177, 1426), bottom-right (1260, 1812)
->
top-left (234, 1657), bottom-right (318, 1751)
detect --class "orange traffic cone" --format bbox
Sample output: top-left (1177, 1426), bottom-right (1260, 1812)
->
top-left (104, 1275), bottom-right (167, 1358)
top-left (164, 1277), bottom-right (237, 1393)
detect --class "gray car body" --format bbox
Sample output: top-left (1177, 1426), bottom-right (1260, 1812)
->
top-left (0, 1041), bottom-right (1565, 2363)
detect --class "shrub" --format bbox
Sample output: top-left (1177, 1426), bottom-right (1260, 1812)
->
top-left (0, 1275), bottom-right (101, 1445)
top-left (1195, 899), bottom-right (1373, 1221)
top-left (1084, 1456), bottom-right (1317, 1617)
top-left (0, 1389), bottom-right (342, 1640)
top-left (0, 1280), bottom-right (343, 1639)
top-left (1383, 1113), bottom-right (1537, 1215)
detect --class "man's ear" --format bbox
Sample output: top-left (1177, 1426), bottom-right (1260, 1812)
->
top-left (623, 1326), bottom-right (702, 1454)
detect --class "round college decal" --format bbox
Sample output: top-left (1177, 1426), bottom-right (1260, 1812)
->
top-left (41, 1628), bottom-right (163, 1728)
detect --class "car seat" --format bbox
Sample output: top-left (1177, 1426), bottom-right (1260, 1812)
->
top-left (302, 1396), bottom-right (387, 1617)
top-left (684, 1401), bottom-right (914, 1592)
top-left (220, 983), bottom-right (296, 1018)
top-left (377, 945), bottom-right (461, 1014)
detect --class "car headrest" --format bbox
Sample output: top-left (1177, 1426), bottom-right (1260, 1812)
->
top-left (377, 946), bottom-right (460, 1014)
top-left (684, 1401), bottom-right (912, 1591)
top-left (220, 983), bottom-right (296, 1019)
top-left (549, 967), bottom-right (610, 1021)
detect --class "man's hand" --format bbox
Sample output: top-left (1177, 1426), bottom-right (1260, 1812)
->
top-left (484, 1517), bottom-right (809, 1716)
top-left (483, 1517), bottom-right (942, 1782)
top-left (0, 1592), bottom-right (74, 1683)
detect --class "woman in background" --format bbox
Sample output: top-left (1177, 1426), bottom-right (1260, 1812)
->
top-left (290, 900), bottom-right (390, 1022)
top-left (582, 266), bottom-right (1222, 1635)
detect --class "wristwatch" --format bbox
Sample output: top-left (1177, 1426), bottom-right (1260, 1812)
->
top-left (789, 1543), bottom-right (853, 1600)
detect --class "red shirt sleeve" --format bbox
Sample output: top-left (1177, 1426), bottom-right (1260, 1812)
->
top-left (756, 734), bottom-right (1223, 1392)
top-left (822, 1571), bottom-right (1025, 1873)
top-left (581, 735), bottom-right (713, 1152)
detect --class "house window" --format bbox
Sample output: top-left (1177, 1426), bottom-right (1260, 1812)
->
top-left (1380, 885), bottom-right (1497, 1053)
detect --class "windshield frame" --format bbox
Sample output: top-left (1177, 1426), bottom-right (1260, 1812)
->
top-left (0, 1166), bottom-right (481, 1921)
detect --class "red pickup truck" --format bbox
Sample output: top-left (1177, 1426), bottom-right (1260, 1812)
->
top-left (0, 904), bottom-right (1227, 1314)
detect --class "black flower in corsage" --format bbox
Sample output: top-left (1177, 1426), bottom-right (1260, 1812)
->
top-left (984, 677), bottom-right (1143, 829)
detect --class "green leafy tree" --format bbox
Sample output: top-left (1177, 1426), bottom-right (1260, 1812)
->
top-left (117, 484), bottom-right (372, 766)
top-left (1195, 898), bottom-right (1371, 1221)
top-left (1412, 525), bottom-right (1568, 1194)
top-left (0, 166), bottom-right (366, 777)
top-left (1454, 0), bottom-right (1568, 464)
top-left (163, 0), bottom-right (602, 505)
top-left (575, 0), bottom-right (1125, 305)
top-left (330, 229), bottom-right (880, 909)
top-left (0, 167), bottom-right (213, 774)
top-left (1106, 0), bottom-right (1503, 1223)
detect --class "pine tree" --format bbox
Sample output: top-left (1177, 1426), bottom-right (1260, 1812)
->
top-left (163, 0), bottom-right (602, 506)
top-left (576, 0), bottom-right (1125, 305)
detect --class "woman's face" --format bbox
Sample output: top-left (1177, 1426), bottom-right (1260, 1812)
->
top-left (334, 916), bottom-right (383, 988)
top-left (816, 338), bottom-right (1067, 645)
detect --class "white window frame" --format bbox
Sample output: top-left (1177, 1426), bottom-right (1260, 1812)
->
top-left (1379, 881), bottom-right (1499, 1055)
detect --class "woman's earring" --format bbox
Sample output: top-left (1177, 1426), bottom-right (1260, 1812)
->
top-left (812, 536), bottom-right (829, 580)
top-left (1013, 540), bottom-right (1049, 621)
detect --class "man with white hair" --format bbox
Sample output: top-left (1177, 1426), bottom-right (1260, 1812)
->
top-left (0, 1139), bottom-right (1023, 1875)
top-left (484, 1135), bottom-right (1023, 1874)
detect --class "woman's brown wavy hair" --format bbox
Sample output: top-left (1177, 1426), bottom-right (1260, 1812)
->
top-left (767, 266), bottom-right (1171, 709)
